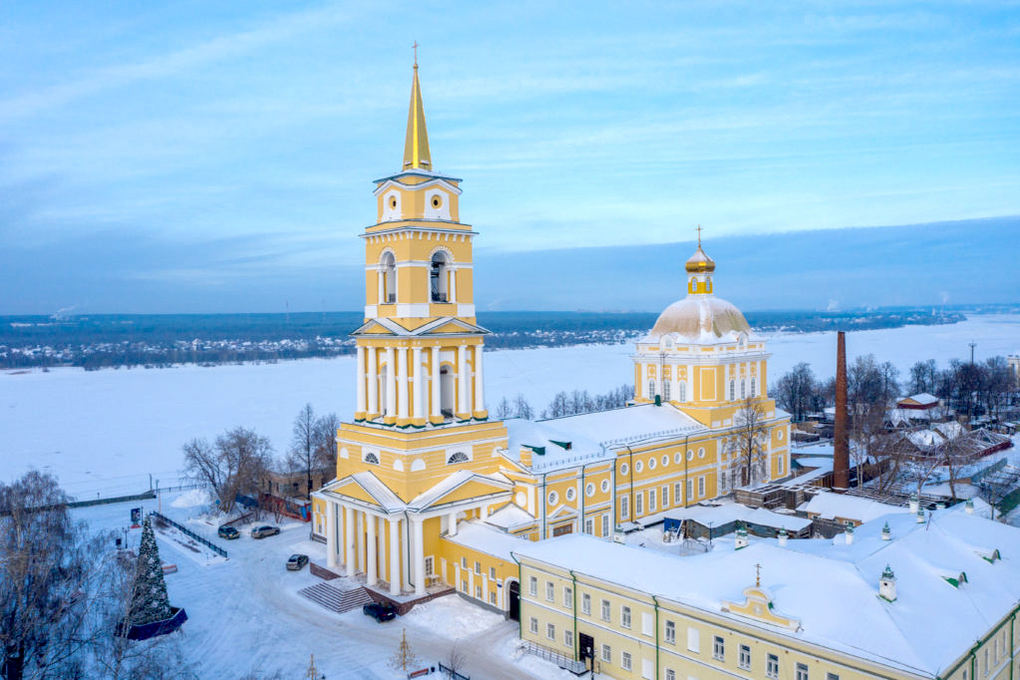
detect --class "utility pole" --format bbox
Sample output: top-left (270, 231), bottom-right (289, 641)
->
top-left (969, 342), bottom-right (977, 365)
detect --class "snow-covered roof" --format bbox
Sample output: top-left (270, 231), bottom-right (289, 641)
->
top-left (446, 521), bottom-right (531, 560)
top-left (642, 295), bottom-right (753, 344)
top-left (664, 503), bottom-right (812, 532)
top-left (798, 491), bottom-right (911, 524)
top-left (513, 506), bottom-right (1020, 677)
top-left (485, 503), bottom-right (536, 532)
top-left (900, 393), bottom-right (941, 406)
top-left (504, 404), bottom-right (705, 472)
top-left (407, 470), bottom-right (512, 511)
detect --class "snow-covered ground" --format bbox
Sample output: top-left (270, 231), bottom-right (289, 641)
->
top-left (2, 313), bottom-right (1018, 498)
top-left (75, 493), bottom-right (568, 679)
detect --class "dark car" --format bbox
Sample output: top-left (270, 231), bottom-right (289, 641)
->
top-left (250, 525), bottom-right (281, 539)
top-left (286, 554), bottom-right (309, 571)
top-left (363, 602), bottom-right (398, 622)
top-left (217, 525), bottom-right (239, 540)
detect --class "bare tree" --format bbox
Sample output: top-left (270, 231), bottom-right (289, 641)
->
top-left (312, 412), bottom-right (340, 473)
top-left (183, 427), bottom-right (274, 514)
top-left (443, 643), bottom-right (467, 676)
top-left (286, 404), bottom-right (316, 500)
top-left (493, 397), bottom-right (513, 420)
top-left (774, 362), bottom-right (817, 422)
top-left (512, 394), bottom-right (534, 420)
top-left (908, 359), bottom-right (939, 395)
top-left (726, 397), bottom-right (769, 487)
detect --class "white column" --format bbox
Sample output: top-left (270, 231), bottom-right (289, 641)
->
top-left (345, 506), bottom-right (356, 578)
top-left (326, 501), bottom-right (337, 568)
top-left (480, 504), bottom-right (488, 521)
top-left (366, 513), bottom-right (377, 586)
top-left (388, 518), bottom-right (401, 596)
top-left (377, 268), bottom-right (384, 305)
top-left (356, 346), bottom-right (366, 415)
top-left (473, 344), bottom-right (484, 413)
top-left (448, 511), bottom-right (458, 536)
top-left (412, 347), bottom-right (424, 422)
top-left (397, 347), bottom-right (408, 420)
top-left (450, 269), bottom-right (457, 304)
top-left (386, 347), bottom-right (396, 418)
top-left (367, 348), bottom-right (378, 415)
top-left (457, 345), bottom-right (469, 416)
top-left (413, 517), bottom-right (426, 596)
top-left (355, 511), bottom-right (364, 573)
top-left (431, 346), bottom-right (441, 419)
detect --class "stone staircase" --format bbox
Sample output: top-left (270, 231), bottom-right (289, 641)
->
top-left (298, 581), bottom-right (374, 614)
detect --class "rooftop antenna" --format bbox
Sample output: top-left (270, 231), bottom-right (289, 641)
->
top-left (969, 342), bottom-right (976, 365)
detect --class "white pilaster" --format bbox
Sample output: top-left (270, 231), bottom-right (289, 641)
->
top-left (448, 511), bottom-right (458, 536)
top-left (431, 345), bottom-right (441, 419)
top-left (355, 511), bottom-right (364, 573)
top-left (450, 269), bottom-right (457, 304)
top-left (389, 518), bottom-right (401, 596)
top-left (412, 347), bottom-right (424, 422)
top-left (386, 347), bottom-right (396, 418)
top-left (413, 516), bottom-right (426, 596)
top-left (473, 344), bottom-right (484, 413)
top-left (377, 268), bottom-right (384, 306)
top-left (367, 348), bottom-right (378, 415)
top-left (366, 513), bottom-right (377, 586)
top-left (326, 501), bottom-right (337, 568)
top-left (397, 347), bottom-right (408, 420)
top-left (356, 346), bottom-right (366, 415)
top-left (345, 506), bottom-right (356, 578)
top-left (457, 345), bottom-right (469, 416)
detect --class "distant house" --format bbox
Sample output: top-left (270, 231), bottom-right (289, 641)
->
top-left (896, 392), bottom-right (942, 411)
top-left (262, 466), bottom-right (333, 522)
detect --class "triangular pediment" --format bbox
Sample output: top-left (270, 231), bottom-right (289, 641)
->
top-left (321, 472), bottom-right (404, 512)
top-left (409, 470), bottom-right (512, 511)
top-left (415, 317), bottom-right (490, 336)
top-left (548, 505), bottom-right (578, 521)
top-left (352, 318), bottom-right (412, 336)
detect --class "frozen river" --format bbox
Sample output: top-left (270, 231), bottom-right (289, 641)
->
top-left (2, 313), bottom-right (1018, 498)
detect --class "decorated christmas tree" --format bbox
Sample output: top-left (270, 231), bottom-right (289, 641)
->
top-left (128, 516), bottom-right (173, 626)
top-left (388, 628), bottom-right (419, 672)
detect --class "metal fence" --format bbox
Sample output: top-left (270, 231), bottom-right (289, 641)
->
top-left (438, 662), bottom-right (470, 680)
top-left (149, 510), bottom-right (228, 558)
top-left (519, 640), bottom-right (587, 674)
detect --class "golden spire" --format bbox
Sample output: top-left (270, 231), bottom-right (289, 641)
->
top-left (685, 225), bottom-right (716, 274)
top-left (402, 42), bottom-right (432, 171)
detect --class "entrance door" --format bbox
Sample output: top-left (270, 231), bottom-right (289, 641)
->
top-left (508, 580), bottom-right (520, 621)
top-left (579, 632), bottom-right (594, 670)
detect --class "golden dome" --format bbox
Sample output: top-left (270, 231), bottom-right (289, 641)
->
top-left (685, 245), bottom-right (715, 273)
top-left (647, 296), bottom-right (751, 342)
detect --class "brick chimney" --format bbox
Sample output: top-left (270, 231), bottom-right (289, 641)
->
top-left (833, 331), bottom-right (850, 490)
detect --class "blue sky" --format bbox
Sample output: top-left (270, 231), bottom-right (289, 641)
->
top-left (2, 1), bottom-right (1019, 314)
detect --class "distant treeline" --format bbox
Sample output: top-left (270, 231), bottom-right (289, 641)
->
top-left (0, 308), bottom-right (966, 370)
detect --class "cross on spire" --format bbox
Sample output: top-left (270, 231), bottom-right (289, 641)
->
top-left (696, 224), bottom-right (703, 247)
top-left (412, 41), bottom-right (419, 68)
top-left (755, 562), bottom-right (761, 587)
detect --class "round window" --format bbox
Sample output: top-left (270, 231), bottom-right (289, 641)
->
top-left (620, 463), bottom-right (629, 476)
top-left (389, 197), bottom-right (397, 208)
top-left (601, 479), bottom-right (610, 493)
top-left (778, 429), bottom-right (785, 441)
top-left (698, 447), bottom-right (706, 459)
top-left (648, 458), bottom-right (656, 470)
top-left (566, 487), bottom-right (576, 501)
top-left (687, 450), bottom-right (694, 462)
top-left (662, 454), bottom-right (670, 468)
top-left (547, 491), bottom-right (558, 506)
top-left (515, 491), bottom-right (526, 507)
top-left (586, 482), bottom-right (595, 498)
top-left (674, 452), bottom-right (681, 464)
top-left (635, 461), bottom-right (643, 473)
top-left (431, 195), bottom-right (442, 208)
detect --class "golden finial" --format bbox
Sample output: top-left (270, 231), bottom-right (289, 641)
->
top-left (755, 563), bottom-right (761, 588)
top-left (412, 41), bottom-right (418, 69)
top-left (696, 224), bottom-right (702, 247)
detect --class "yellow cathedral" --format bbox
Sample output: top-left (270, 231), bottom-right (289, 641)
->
top-left (311, 60), bottom-right (791, 616)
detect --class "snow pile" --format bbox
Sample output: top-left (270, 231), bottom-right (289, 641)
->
top-left (170, 488), bottom-right (212, 508)
top-left (406, 595), bottom-right (502, 640)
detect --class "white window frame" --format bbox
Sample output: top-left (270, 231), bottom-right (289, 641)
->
top-left (739, 644), bottom-right (751, 670)
top-left (565, 629), bottom-right (573, 648)
top-left (424, 555), bottom-right (434, 576)
top-left (767, 653), bottom-right (779, 679)
top-left (601, 513), bottom-right (611, 538)
top-left (529, 576), bottom-right (537, 596)
top-left (621, 605), bottom-right (632, 629)
top-left (662, 484), bottom-right (669, 507)
top-left (665, 620), bottom-right (676, 645)
top-left (601, 599), bottom-right (611, 622)
top-left (620, 496), bottom-right (629, 520)
top-left (622, 651), bottom-right (632, 671)
top-left (529, 617), bottom-right (538, 634)
top-left (582, 593), bottom-right (591, 616)
top-left (635, 493), bottom-right (643, 517)
top-left (687, 627), bottom-right (700, 653)
top-left (675, 482), bottom-right (682, 505)
top-left (547, 622), bottom-right (556, 641)
top-left (713, 635), bottom-right (725, 661)
top-left (648, 488), bottom-right (656, 512)
top-left (602, 644), bottom-right (612, 663)
top-left (563, 586), bottom-right (572, 608)
top-left (585, 517), bottom-right (594, 535)
top-left (698, 476), bottom-right (705, 497)
top-left (546, 581), bottom-right (555, 602)
top-left (797, 662), bottom-right (809, 680)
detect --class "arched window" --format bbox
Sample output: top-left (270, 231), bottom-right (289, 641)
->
top-left (663, 380), bottom-right (671, 401)
top-left (430, 252), bottom-right (449, 302)
top-left (381, 252), bottom-right (396, 303)
top-left (740, 380), bottom-right (746, 399)
top-left (678, 381), bottom-right (687, 402)
top-left (750, 377), bottom-right (756, 398)
top-left (729, 380), bottom-right (735, 401)
top-left (440, 366), bottom-right (454, 418)
top-left (447, 451), bottom-right (469, 465)
top-left (690, 277), bottom-right (698, 294)
top-left (363, 452), bottom-right (380, 465)
top-left (648, 380), bottom-right (656, 399)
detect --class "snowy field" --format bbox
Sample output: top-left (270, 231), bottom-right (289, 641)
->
top-left (2, 313), bottom-right (1018, 498)
top-left (74, 492), bottom-right (571, 680)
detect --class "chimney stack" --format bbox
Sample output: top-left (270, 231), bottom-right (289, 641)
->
top-left (879, 565), bottom-right (897, 602)
top-left (833, 331), bottom-right (850, 490)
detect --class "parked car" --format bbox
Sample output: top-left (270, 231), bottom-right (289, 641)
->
top-left (286, 554), bottom-right (309, 571)
top-left (217, 525), bottom-right (239, 540)
top-left (362, 602), bottom-right (398, 622)
top-left (250, 525), bottom-right (280, 539)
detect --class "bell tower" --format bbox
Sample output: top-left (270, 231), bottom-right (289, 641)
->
top-left (353, 58), bottom-right (488, 427)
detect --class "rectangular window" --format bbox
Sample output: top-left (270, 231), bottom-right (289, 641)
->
top-left (662, 485), bottom-right (669, 507)
top-left (713, 635), bottom-right (724, 661)
top-left (563, 586), bottom-right (572, 608)
top-left (635, 492), bottom-right (643, 516)
top-left (564, 629), bottom-right (573, 648)
top-left (582, 593), bottom-right (591, 616)
top-left (547, 623), bottom-right (556, 641)
top-left (665, 670), bottom-right (676, 680)
top-left (461, 580), bottom-right (467, 593)
top-left (687, 479), bottom-right (694, 501)
top-left (664, 620), bottom-right (676, 645)
top-left (739, 644), bottom-right (751, 670)
top-left (461, 557), bottom-right (467, 570)
top-left (621, 605), bottom-right (632, 629)
top-left (767, 653), bottom-right (779, 678)
top-left (826, 674), bottom-right (839, 680)
top-left (602, 644), bottom-right (612, 663)
top-left (424, 556), bottom-right (434, 576)
top-left (778, 455), bottom-right (784, 475)
top-left (601, 599), bottom-right (611, 622)
top-left (698, 476), bottom-right (705, 497)
top-left (620, 496), bottom-right (629, 520)
top-left (474, 561), bottom-right (481, 575)
top-left (622, 651), bottom-right (632, 671)
top-left (796, 662), bottom-right (809, 680)
top-left (602, 513), bottom-right (611, 538)
top-left (488, 591), bottom-right (497, 606)
top-left (675, 482), bottom-right (682, 506)
top-left (687, 627), bottom-right (700, 653)
top-left (529, 617), bottom-right (538, 634)
top-left (546, 581), bottom-right (555, 602)
top-left (649, 488), bottom-right (656, 512)
top-left (489, 567), bottom-right (496, 580)
top-left (585, 517), bottom-right (594, 534)
top-left (529, 576), bottom-right (537, 596)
